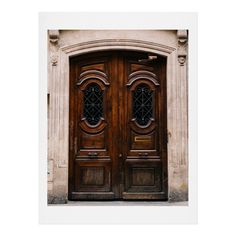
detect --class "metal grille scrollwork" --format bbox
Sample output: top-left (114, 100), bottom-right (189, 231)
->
top-left (133, 84), bottom-right (153, 126)
top-left (84, 83), bottom-right (103, 125)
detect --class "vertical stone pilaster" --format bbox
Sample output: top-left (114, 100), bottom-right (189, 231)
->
top-left (48, 30), bottom-right (68, 204)
top-left (168, 30), bottom-right (188, 201)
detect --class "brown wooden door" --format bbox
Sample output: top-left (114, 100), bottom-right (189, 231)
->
top-left (69, 51), bottom-right (167, 200)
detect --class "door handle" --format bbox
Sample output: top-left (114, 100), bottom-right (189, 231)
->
top-left (119, 153), bottom-right (122, 158)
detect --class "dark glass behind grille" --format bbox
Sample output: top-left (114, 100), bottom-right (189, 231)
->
top-left (133, 84), bottom-right (153, 126)
top-left (84, 83), bottom-right (103, 125)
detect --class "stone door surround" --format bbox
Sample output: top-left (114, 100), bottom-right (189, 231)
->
top-left (47, 30), bottom-right (188, 203)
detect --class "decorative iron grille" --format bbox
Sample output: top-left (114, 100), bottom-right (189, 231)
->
top-left (84, 83), bottom-right (103, 125)
top-left (133, 84), bottom-right (153, 126)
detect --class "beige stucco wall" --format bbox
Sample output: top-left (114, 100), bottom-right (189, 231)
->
top-left (47, 30), bottom-right (188, 203)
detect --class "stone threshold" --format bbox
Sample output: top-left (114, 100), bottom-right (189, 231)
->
top-left (49, 201), bottom-right (188, 206)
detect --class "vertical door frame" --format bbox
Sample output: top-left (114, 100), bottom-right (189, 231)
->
top-left (48, 36), bottom-right (188, 203)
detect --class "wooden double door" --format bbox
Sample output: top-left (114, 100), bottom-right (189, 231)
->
top-left (69, 51), bottom-right (167, 200)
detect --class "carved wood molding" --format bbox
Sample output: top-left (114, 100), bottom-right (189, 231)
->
top-left (177, 30), bottom-right (188, 66)
top-left (77, 70), bottom-right (110, 86)
top-left (127, 70), bottom-right (159, 86)
top-left (79, 118), bottom-right (107, 134)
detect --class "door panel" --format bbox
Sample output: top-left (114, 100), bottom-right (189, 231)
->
top-left (69, 51), bottom-right (167, 200)
top-left (121, 54), bottom-right (167, 199)
top-left (124, 159), bottom-right (162, 192)
top-left (74, 160), bottom-right (111, 192)
top-left (69, 52), bottom-right (119, 200)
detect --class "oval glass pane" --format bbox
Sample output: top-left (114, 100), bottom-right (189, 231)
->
top-left (133, 84), bottom-right (153, 126)
top-left (84, 83), bottom-right (103, 125)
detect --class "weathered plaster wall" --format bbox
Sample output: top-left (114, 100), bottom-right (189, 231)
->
top-left (47, 30), bottom-right (188, 203)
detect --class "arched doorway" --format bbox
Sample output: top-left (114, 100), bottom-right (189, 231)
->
top-left (68, 50), bottom-right (167, 200)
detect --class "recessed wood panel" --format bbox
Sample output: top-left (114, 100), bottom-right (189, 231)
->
top-left (74, 160), bottom-right (111, 192)
top-left (130, 63), bottom-right (154, 73)
top-left (132, 168), bottom-right (155, 186)
top-left (80, 130), bottom-right (105, 149)
top-left (80, 167), bottom-right (104, 186)
top-left (125, 159), bottom-right (162, 193)
top-left (81, 63), bottom-right (105, 72)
